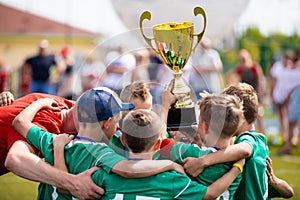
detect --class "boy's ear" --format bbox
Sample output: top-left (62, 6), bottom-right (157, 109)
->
top-left (100, 118), bottom-right (110, 130)
top-left (154, 138), bottom-right (162, 151)
top-left (120, 134), bottom-right (127, 147)
top-left (203, 122), bottom-right (209, 134)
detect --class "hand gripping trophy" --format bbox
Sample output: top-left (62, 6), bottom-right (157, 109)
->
top-left (139, 6), bottom-right (207, 130)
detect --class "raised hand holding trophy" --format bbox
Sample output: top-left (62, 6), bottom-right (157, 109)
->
top-left (139, 6), bottom-right (207, 130)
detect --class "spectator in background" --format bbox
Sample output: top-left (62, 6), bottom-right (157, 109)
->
top-left (21, 39), bottom-right (63, 95)
top-left (57, 45), bottom-right (75, 100)
top-left (225, 49), bottom-right (265, 134)
top-left (146, 47), bottom-right (165, 103)
top-left (278, 50), bottom-right (300, 155)
top-left (147, 47), bottom-right (163, 84)
top-left (0, 58), bottom-right (9, 93)
top-left (80, 55), bottom-right (105, 93)
top-left (269, 50), bottom-right (300, 142)
top-left (103, 46), bottom-right (136, 95)
top-left (188, 37), bottom-right (224, 100)
top-left (278, 84), bottom-right (300, 155)
top-left (131, 49), bottom-right (150, 83)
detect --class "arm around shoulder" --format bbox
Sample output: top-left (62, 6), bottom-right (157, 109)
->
top-left (12, 98), bottom-right (60, 138)
top-left (183, 142), bottom-right (251, 177)
top-left (202, 159), bottom-right (245, 200)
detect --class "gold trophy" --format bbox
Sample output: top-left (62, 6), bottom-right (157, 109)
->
top-left (139, 7), bottom-right (207, 130)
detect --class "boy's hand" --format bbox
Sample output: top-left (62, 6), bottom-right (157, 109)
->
top-left (171, 162), bottom-right (186, 175)
top-left (162, 80), bottom-right (177, 108)
top-left (182, 157), bottom-right (205, 178)
top-left (53, 134), bottom-right (74, 149)
top-left (0, 91), bottom-right (14, 106)
top-left (36, 98), bottom-right (60, 111)
top-left (266, 156), bottom-right (276, 183)
top-left (236, 158), bottom-right (245, 167)
top-left (69, 167), bottom-right (104, 199)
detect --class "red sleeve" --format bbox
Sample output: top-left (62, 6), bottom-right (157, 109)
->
top-left (32, 94), bottom-right (74, 134)
top-left (7, 130), bottom-right (39, 154)
top-left (160, 138), bottom-right (177, 158)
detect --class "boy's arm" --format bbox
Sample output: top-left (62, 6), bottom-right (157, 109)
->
top-left (203, 159), bottom-right (245, 200)
top-left (53, 133), bottom-right (74, 173)
top-left (53, 134), bottom-right (75, 194)
top-left (6, 140), bottom-right (103, 199)
top-left (52, 133), bottom-right (185, 179)
top-left (266, 156), bottom-right (294, 198)
top-left (11, 98), bottom-right (104, 199)
top-left (12, 98), bottom-right (60, 137)
top-left (183, 142), bottom-right (252, 178)
top-left (112, 160), bottom-right (185, 178)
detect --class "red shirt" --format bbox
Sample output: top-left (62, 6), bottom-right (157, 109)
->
top-left (0, 93), bottom-right (74, 175)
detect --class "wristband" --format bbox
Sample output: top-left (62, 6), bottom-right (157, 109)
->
top-left (233, 163), bottom-right (243, 173)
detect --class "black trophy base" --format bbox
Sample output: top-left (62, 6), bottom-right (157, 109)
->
top-left (167, 107), bottom-right (197, 131)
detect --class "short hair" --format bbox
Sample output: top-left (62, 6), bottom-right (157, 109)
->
top-left (222, 83), bottom-right (258, 124)
top-left (120, 81), bottom-right (150, 102)
top-left (199, 93), bottom-right (244, 137)
top-left (121, 109), bottom-right (164, 153)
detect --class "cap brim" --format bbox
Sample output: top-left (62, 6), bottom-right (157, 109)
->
top-left (121, 103), bottom-right (135, 111)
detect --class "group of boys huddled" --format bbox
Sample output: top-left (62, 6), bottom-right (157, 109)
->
top-left (0, 80), bottom-right (295, 199)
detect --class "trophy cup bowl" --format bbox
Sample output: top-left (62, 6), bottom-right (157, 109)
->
top-left (139, 6), bottom-right (206, 130)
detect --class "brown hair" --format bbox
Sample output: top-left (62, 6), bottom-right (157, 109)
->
top-left (199, 93), bottom-right (244, 137)
top-left (121, 109), bottom-right (164, 153)
top-left (222, 82), bottom-right (258, 124)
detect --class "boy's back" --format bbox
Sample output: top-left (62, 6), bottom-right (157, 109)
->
top-left (233, 131), bottom-right (269, 199)
top-left (26, 125), bottom-right (125, 200)
top-left (93, 168), bottom-right (207, 199)
top-left (161, 141), bottom-right (242, 199)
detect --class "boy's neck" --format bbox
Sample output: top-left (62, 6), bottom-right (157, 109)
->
top-left (207, 136), bottom-right (232, 149)
top-left (128, 151), bottom-right (155, 160)
top-left (215, 137), bottom-right (231, 149)
top-left (237, 122), bottom-right (255, 135)
top-left (61, 109), bottom-right (77, 135)
top-left (77, 126), bottom-right (103, 143)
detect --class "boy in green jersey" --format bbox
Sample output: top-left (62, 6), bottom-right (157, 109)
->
top-left (12, 87), bottom-right (185, 199)
top-left (110, 80), bottom-right (199, 156)
top-left (160, 92), bottom-right (245, 199)
top-left (56, 109), bottom-right (244, 199)
top-left (183, 83), bottom-right (294, 199)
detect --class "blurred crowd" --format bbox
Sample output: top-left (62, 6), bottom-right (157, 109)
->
top-left (1, 38), bottom-right (300, 155)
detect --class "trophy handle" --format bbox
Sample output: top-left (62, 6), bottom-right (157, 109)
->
top-left (192, 6), bottom-right (207, 52)
top-left (139, 11), bottom-right (159, 54)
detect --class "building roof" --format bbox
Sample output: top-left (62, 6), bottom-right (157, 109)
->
top-left (0, 3), bottom-right (98, 36)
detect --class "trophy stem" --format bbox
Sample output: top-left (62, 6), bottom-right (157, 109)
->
top-left (172, 70), bottom-right (194, 108)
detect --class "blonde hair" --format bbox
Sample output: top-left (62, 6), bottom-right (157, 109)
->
top-left (120, 81), bottom-right (150, 102)
top-left (199, 93), bottom-right (244, 137)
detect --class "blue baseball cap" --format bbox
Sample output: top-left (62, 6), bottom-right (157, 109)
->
top-left (77, 87), bottom-right (135, 123)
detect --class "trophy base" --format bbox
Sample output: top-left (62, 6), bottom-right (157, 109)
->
top-left (167, 107), bottom-right (197, 131)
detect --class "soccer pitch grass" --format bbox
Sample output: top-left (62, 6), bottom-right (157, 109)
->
top-left (0, 145), bottom-right (299, 199)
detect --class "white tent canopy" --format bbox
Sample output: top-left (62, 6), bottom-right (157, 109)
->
top-left (111, 0), bottom-right (249, 44)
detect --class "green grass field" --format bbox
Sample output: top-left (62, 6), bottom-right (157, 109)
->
top-left (0, 144), bottom-right (299, 199)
